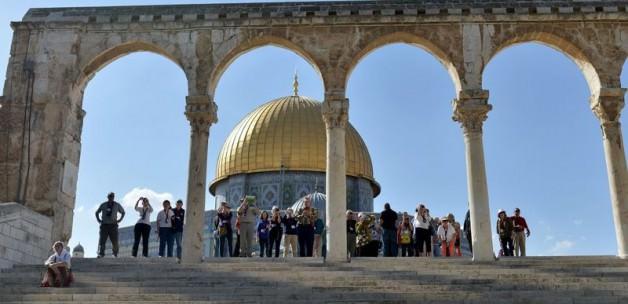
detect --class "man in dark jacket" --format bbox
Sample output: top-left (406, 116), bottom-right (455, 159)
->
top-left (463, 209), bottom-right (472, 253)
top-left (380, 203), bottom-right (398, 257)
top-left (172, 200), bottom-right (185, 259)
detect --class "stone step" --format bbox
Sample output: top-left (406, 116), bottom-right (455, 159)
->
top-left (4, 274), bottom-right (627, 287)
top-left (4, 282), bottom-right (628, 295)
top-left (4, 269), bottom-right (628, 279)
top-left (4, 257), bottom-right (628, 304)
top-left (1, 290), bottom-right (625, 302)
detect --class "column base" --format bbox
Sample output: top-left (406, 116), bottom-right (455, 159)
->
top-left (325, 254), bottom-right (349, 263)
top-left (472, 253), bottom-right (496, 262)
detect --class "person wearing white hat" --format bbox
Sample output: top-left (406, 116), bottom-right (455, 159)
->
top-left (496, 209), bottom-right (514, 256)
top-left (437, 216), bottom-right (456, 257)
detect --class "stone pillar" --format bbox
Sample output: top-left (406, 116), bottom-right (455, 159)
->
top-left (181, 95), bottom-right (217, 263)
top-left (322, 96), bottom-right (349, 262)
top-left (590, 88), bottom-right (628, 258)
top-left (452, 89), bottom-right (495, 262)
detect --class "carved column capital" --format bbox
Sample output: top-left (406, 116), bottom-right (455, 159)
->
top-left (590, 88), bottom-right (626, 141)
top-left (452, 89), bottom-right (492, 135)
top-left (591, 88), bottom-right (626, 123)
top-left (185, 95), bottom-right (218, 134)
top-left (322, 97), bottom-right (349, 129)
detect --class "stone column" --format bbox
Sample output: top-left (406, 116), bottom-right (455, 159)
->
top-left (590, 88), bottom-right (628, 258)
top-left (322, 96), bottom-right (349, 262)
top-left (452, 89), bottom-right (495, 262)
top-left (181, 95), bottom-right (217, 263)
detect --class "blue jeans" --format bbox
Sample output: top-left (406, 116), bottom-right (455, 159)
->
top-left (173, 231), bottom-right (183, 259)
top-left (433, 241), bottom-right (441, 257)
top-left (213, 234), bottom-right (220, 257)
top-left (219, 230), bottom-right (233, 257)
top-left (158, 227), bottom-right (174, 257)
top-left (383, 229), bottom-right (398, 257)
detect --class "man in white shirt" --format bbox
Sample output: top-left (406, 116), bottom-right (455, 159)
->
top-left (437, 217), bottom-right (456, 257)
top-left (156, 200), bottom-right (175, 257)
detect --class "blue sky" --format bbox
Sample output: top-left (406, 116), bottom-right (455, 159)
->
top-left (1, 1), bottom-right (627, 257)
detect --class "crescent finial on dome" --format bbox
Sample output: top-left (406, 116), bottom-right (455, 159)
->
top-left (293, 72), bottom-right (299, 96)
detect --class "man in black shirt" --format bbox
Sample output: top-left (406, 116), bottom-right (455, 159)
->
top-left (95, 192), bottom-right (125, 258)
top-left (380, 203), bottom-right (398, 257)
top-left (463, 209), bottom-right (472, 253)
top-left (172, 200), bottom-right (185, 260)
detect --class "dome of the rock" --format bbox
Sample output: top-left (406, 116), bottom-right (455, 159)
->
top-left (209, 91), bottom-right (379, 212)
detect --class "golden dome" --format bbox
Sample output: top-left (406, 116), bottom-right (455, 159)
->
top-left (209, 95), bottom-right (380, 196)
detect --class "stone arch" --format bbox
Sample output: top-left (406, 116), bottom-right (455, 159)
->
top-left (487, 32), bottom-right (601, 95)
top-left (208, 35), bottom-right (325, 97)
top-left (345, 32), bottom-right (462, 94)
top-left (73, 40), bottom-right (188, 98)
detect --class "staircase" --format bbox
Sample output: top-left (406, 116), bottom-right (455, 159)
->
top-left (2, 256), bottom-right (628, 303)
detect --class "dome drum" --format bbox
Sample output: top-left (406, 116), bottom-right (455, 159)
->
top-left (212, 171), bottom-right (373, 212)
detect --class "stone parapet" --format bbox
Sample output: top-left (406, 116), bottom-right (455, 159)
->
top-left (0, 202), bottom-right (52, 269)
top-left (19, 1), bottom-right (627, 25)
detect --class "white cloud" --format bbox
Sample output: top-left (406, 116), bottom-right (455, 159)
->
top-left (121, 187), bottom-right (175, 209)
top-left (545, 235), bottom-right (555, 241)
top-left (549, 240), bottom-right (575, 255)
top-left (573, 219), bottom-right (583, 225)
top-left (75, 205), bottom-right (84, 214)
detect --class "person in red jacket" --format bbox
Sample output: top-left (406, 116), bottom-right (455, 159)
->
top-left (511, 208), bottom-right (531, 257)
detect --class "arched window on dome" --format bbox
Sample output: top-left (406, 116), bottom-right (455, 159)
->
top-left (483, 42), bottom-right (612, 256)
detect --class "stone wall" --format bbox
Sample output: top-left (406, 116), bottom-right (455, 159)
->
top-left (0, 202), bottom-right (53, 269)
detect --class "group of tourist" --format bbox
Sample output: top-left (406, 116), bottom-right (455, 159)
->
top-left (94, 192), bottom-right (186, 259)
top-left (91, 192), bottom-right (532, 260)
top-left (213, 195), bottom-right (325, 258)
top-left (40, 192), bottom-right (533, 288)
top-left (347, 203), bottom-right (467, 258)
